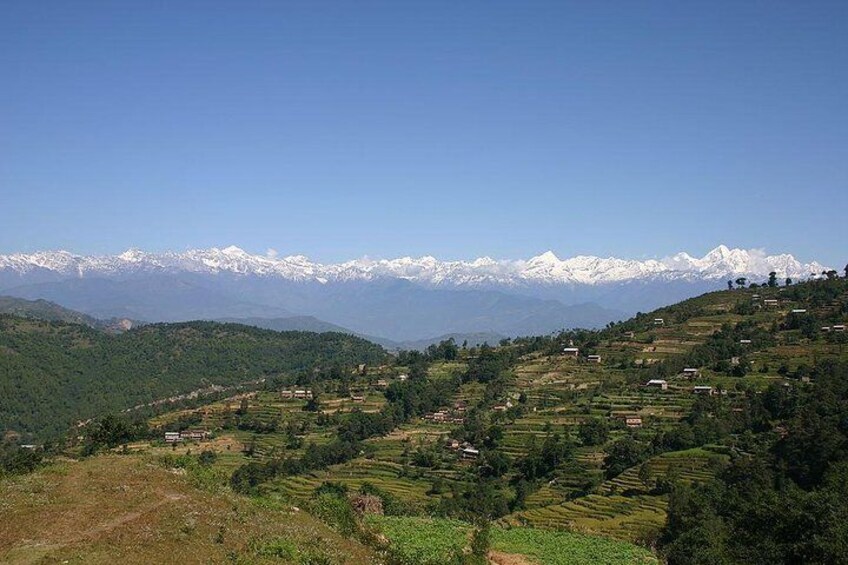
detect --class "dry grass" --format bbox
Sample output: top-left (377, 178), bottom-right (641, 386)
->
top-left (0, 454), bottom-right (376, 564)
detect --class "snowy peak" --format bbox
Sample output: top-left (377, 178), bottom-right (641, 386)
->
top-left (0, 245), bottom-right (829, 287)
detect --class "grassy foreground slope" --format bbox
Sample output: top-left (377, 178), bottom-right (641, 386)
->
top-left (0, 453), bottom-right (376, 564)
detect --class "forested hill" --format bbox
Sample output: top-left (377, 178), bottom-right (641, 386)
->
top-left (0, 317), bottom-right (387, 441)
top-left (0, 295), bottom-right (100, 327)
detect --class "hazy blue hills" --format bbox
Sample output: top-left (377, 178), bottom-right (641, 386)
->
top-left (0, 274), bottom-right (625, 341)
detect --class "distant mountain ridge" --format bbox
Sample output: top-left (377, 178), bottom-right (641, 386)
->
top-left (0, 245), bottom-right (829, 341)
top-left (0, 244), bottom-right (827, 286)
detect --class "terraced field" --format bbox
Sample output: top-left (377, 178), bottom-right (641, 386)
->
top-left (130, 281), bottom-right (848, 560)
top-left (502, 447), bottom-right (727, 541)
top-left (270, 458), bottom-right (437, 505)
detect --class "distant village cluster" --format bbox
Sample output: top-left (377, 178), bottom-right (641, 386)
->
top-left (164, 429), bottom-right (209, 443)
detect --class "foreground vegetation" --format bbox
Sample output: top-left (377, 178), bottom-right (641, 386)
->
top-left (366, 515), bottom-right (657, 564)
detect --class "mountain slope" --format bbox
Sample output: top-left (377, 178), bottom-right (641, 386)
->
top-left (3, 274), bottom-right (295, 321)
top-left (0, 454), bottom-right (376, 564)
top-left (0, 296), bottom-right (100, 326)
top-left (0, 244), bottom-right (828, 287)
top-left (0, 317), bottom-right (386, 440)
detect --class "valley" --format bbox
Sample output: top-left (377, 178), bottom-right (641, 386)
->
top-left (3, 276), bottom-right (847, 563)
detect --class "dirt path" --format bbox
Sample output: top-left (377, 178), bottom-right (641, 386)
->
top-left (76, 492), bottom-right (185, 541)
top-left (489, 550), bottom-right (535, 565)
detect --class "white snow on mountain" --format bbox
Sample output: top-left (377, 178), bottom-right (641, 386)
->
top-left (0, 245), bottom-right (830, 287)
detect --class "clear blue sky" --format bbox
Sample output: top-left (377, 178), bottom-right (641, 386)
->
top-left (1, 1), bottom-right (846, 265)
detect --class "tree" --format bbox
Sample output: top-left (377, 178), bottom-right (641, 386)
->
top-left (785, 277), bottom-right (792, 286)
top-left (579, 418), bottom-right (610, 446)
top-left (638, 461), bottom-right (653, 489)
top-left (604, 437), bottom-right (650, 479)
top-left (303, 394), bottom-right (321, 412)
top-left (727, 280), bottom-right (733, 290)
top-left (768, 272), bottom-right (778, 287)
top-left (844, 264), bottom-right (848, 278)
top-left (735, 277), bottom-right (747, 289)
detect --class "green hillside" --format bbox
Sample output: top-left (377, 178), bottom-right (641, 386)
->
top-left (3, 276), bottom-right (848, 564)
top-left (117, 276), bottom-right (845, 564)
top-left (0, 317), bottom-right (387, 441)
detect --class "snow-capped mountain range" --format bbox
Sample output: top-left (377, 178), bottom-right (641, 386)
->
top-left (0, 245), bottom-right (830, 341)
top-left (0, 245), bottom-right (828, 287)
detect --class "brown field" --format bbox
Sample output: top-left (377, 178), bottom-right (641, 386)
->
top-left (0, 454), bottom-right (376, 564)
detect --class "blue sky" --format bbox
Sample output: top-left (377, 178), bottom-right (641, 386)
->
top-left (1, 1), bottom-right (846, 265)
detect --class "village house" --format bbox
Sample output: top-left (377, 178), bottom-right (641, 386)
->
top-left (740, 339), bottom-right (753, 344)
top-left (164, 432), bottom-right (181, 443)
top-left (614, 414), bottom-right (643, 428)
top-left (791, 309), bottom-right (807, 314)
top-left (293, 390), bottom-right (313, 400)
top-left (281, 390), bottom-right (294, 399)
top-left (587, 354), bottom-right (601, 363)
top-left (821, 326), bottom-right (831, 333)
top-left (493, 400), bottom-right (514, 412)
top-left (350, 393), bottom-right (365, 403)
top-left (693, 386), bottom-right (714, 396)
top-left (375, 379), bottom-right (389, 389)
top-left (397, 374), bottom-right (409, 382)
top-left (764, 299), bottom-right (779, 307)
top-left (646, 379), bottom-right (668, 390)
top-left (180, 430), bottom-right (209, 442)
top-left (625, 416), bottom-right (643, 428)
top-left (461, 446), bottom-right (480, 460)
top-left (653, 318), bottom-right (664, 326)
top-left (445, 438), bottom-right (460, 450)
top-left (681, 368), bottom-right (699, 379)
top-left (562, 347), bottom-right (579, 357)
top-left (833, 325), bottom-right (846, 333)
top-left (624, 331), bottom-right (635, 339)
top-left (453, 400), bottom-right (468, 412)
